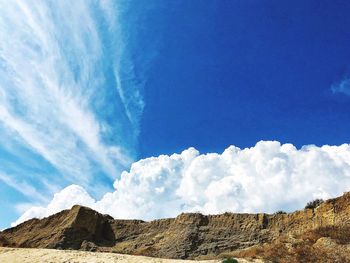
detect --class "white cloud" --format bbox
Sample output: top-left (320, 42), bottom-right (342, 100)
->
top-left (331, 77), bottom-right (350, 96)
top-left (13, 141), bottom-right (350, 226)
top-left (12, 185), bottom-right (95, 227)
top-left (0, 0), bottom-right (148, 201)
top-left (0, 172), bottom-right (48, 203)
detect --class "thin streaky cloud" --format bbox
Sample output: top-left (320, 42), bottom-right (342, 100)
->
top-left (0, 0), bottom-right (148, 209)
top-left (0, 172), bottom-right (48, 203)
top-left (331, 77), bottom-right (350, 96)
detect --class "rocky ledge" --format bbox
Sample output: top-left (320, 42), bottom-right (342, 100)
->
top-left (1, 192), bottom-right (350, 261)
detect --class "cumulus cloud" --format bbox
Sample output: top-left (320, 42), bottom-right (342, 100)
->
top-left (13, 141), bottom-right (350, 226)
top-left (13, 185), bottom-right (95, 226)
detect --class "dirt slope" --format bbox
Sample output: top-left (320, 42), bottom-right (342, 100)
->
top-left (1, 192), bottom-right (350, 261)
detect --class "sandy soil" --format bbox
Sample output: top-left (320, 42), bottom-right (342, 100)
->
top-left (0, 247), bottom-right (262, 263)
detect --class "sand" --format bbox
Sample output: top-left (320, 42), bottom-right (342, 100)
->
top-left (0, 247), bottom-right (262, 263)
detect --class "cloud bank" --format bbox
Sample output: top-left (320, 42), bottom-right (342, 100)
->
top-left (13, 141), bottom-right (350, 226)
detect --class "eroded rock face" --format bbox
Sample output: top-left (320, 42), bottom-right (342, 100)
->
top-left (1, 192), bottom-right (350, 259)
top-left (0, 236), bottom-right (9, 247)
top-left (0, 205), bottom-right (113, 250)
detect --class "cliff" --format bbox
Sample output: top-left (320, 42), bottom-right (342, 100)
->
top-left (1, 192), bottom-right (350, 260)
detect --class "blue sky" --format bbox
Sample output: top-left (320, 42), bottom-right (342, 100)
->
top-left (140, 0), bottom-right (350, 157)
top-left (1, 0), bottom-right (350, 229)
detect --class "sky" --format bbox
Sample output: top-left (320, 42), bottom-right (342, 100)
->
top-left (1, 0), bottom-right (350, 229)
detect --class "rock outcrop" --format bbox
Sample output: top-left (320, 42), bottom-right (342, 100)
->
top-left (1, 192), bottom-right (350, 260)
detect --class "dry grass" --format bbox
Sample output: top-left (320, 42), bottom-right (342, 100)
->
top-left (312, 226), bottom-right (350, 245)
top-left (230, 226), bottom-right (350, 263)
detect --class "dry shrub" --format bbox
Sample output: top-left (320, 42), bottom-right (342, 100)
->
top-left (314, 226), bottom-right (350, 245)
top-left (305, 199), bottom-right (324, 209)
top-left (231, 226), bottom-right (350, 263)
top-left (230, 245), bottom-right (264, 259)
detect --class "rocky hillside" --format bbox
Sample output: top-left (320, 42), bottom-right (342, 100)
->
top-left (1, 192), bottom-right (350, 261)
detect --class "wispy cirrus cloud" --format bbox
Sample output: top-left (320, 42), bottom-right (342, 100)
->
top-left (0, 172), bottom-right (48, 203)
top-left (0, 0), bottom-right (148, 208)
top-left (331, 77), bottom-right (350, 96)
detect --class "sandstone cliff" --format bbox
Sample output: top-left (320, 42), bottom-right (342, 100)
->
top-left (1, 192), bottom-right (350, 260)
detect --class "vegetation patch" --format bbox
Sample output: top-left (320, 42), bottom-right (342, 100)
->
top-left (222, 257), bottom-right (238, 263)
top-left (305, 199), bottom-right (324, 209)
